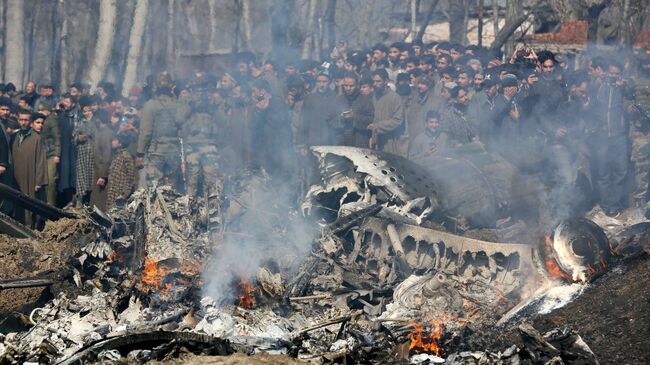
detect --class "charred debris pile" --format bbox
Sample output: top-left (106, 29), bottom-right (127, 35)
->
top-left (0, 147), bottom-right (649, 364)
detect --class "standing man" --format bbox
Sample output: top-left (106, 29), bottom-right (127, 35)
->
top-left (407, 76), bottom-right (442, 152)
top-left (0, 98), bottom-right (13, 214)
top-left (36, 101), bottom-right (61, 206)
top-left (336, 72), bottom-right (374, 147)
top-left (12, 111), bottom-right (47, 227)
top-left (250, 79), bottom-right (296, 181)
top-left (136, 72), bottom-right (185, 190)
top-left (368, 69), bottom-right (406, 156)
top-left (299, 71), bottom-right (338, 147)
top-left (592, 61), bottom-right (631, 217)
top-left (57, 93), bottom-right (81, 207)
top-left (181, 86), bottom-right (222, 197)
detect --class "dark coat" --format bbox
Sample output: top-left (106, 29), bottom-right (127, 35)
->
top-left (373, 87), bottom-right (407, 156)
top-left (90, 123), bottom-right (115, 211)
top-left (12, 129), bottom-right (47, 225)
top-left (0, 120), bottom-right (13, 214)
top-left (57, 107), bottom-right (80, 192)
top-left (299, 89), bottom-right (339, 146)
top-left (334, 90), bottom-right (374, 147)
top-left (251, 97), bottom-right (296, 180)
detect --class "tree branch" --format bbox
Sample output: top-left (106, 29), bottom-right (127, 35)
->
top-left (415, 0), bottom-right (439, 43)
top-left (489, 11), bottom-right (530, 51)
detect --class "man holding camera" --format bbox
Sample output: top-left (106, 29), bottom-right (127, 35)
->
top-left (335, 72), bottom-right (374, 148)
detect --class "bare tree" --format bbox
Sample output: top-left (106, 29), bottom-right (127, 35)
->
top-left (122, 0), bottom-right (149, 97)
top-left (301, 0), bottom-right (319, 58)
top-left (324, 0), bottom-right (336, 51)
top-left (241, 0), bottom-right (253, 50)
top-left (416, 0), bottom-right (439, 43)
top-left (448, 0), bottom-right (469, 45)
top-left (86, 0), bottom-right (117, 90)
top-left (5, 0), bottom-right (25, 86)
top-left (410, 0), bottom-right (418, 37)
top-left (504, 0), bottom-right (523, 57)
top-left (166, 0), bottom-right (176, 71)
top-left (492, 0), bottom-right (499, 38)
top-left (208, 0), bottom-right (219, 51)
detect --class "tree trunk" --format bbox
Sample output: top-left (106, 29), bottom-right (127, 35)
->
top-left (55, 3), bottom-right (68, 91)
top-left (166, 0), bottom-right (175, 72)
top-left (490, 11), bottom-right (530, 51)
top-left (618, 0), bottom-right (630, 47)
top-left (324, 0), bottom-right (336, 52)
top-left (416, 0), bottom-right (439, 43)
top-left (0, 0), bottom-right (5, 81)
top-left (233, 0), bottom-right (242, 54)
top-left (121, 0), bottom-right (148, 97)
top-left (492, 0), bottom-right (499, 38)
top-left (241, 0), bottom-right (252, 50)
top-left (86, 0), bottom-right (117, 91)
top-left (410, 0), bottom-right (417, 38)
top-left (478, 0), bottom-right (484, 46)
top-left (29, 0), bottom-right (59, 86)
top-left (504, 0), bottom-right (523, 57)
top-left (448, 0), bottom-right (469, 45)
top-left (584, 0), bottom-right (609, 44)
top-left (271, 0), bottom-right (290, 53)
top-left (4, 0), bottom-right (25, 86)
top-left (301, 0), bottom-right (318, 59)
top-left (208, 0), bottom-right (219, 51)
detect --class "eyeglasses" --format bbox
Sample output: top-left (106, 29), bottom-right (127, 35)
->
top-left (542, 64), bottom-right (555, 69)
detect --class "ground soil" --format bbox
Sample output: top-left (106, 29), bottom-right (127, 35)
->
top-left (0, 218), bottom-right (86, 319)
top-left (481, 253), bottom-right (650, 365)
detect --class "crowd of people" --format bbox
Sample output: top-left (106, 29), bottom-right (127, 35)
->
top-left (0, 38), bottom-right (649, 229)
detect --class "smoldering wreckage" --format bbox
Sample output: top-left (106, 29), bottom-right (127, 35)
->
top-left (0, 146), bottom-right (648, 364)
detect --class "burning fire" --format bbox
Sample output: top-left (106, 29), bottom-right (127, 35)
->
top-left (408, 319), bottom-right (443, 355)
top-left (141, 256), bottom-right (172, 289)
top-left (543, 235), bottom-right (575, 282)
top-left (238, 278), bottom-right (255, 309)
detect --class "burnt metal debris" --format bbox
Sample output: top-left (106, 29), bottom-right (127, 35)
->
top-left (0, 148), bottom-right (648, 364)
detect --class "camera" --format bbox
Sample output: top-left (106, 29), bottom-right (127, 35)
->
top-left (605, 75), bottom-right (620, 84)
top-left (257, 95), bottom-right (265, 102)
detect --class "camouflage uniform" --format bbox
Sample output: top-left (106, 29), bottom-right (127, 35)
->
top-left (136, 93), bottom-right (184, 189)
top-left (181, 94), bottom-right (223, 197)
top-left (631, 69), bottom-right (650, 205)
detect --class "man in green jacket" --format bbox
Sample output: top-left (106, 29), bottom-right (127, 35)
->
top-left (135, 72), bottom-right (185, 191)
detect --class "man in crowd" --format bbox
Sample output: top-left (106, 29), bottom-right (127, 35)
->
top-left (368, 69), bottom-right (406, 156)
top-left (12, 110), bottom-right (47, 227)
top-left (136, 72), bottom-right (185, 190)
top-left (336, 72), bottom-right (374, 147)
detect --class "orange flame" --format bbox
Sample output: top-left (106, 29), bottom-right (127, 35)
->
top-left (106, 250), bottom-right (123, 264)
top-left (408, 320), bottom-right (443, 355)
top-left (238, 278), bottom-right (255, 309)
top-left (141, 256), bottom-right (173, 289)
top-left (543, 235), bottom-right (575, 282)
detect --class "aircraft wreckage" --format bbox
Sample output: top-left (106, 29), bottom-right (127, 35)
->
top-left (0, 146), bottom-right (647, 364)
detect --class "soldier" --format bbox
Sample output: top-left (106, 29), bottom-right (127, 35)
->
top-left (180, 86), bottom-right (222, 197)
top-left (36, 101), bottom-right (61, 206)
top-left (135, 72), bottom-right (185, 190)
